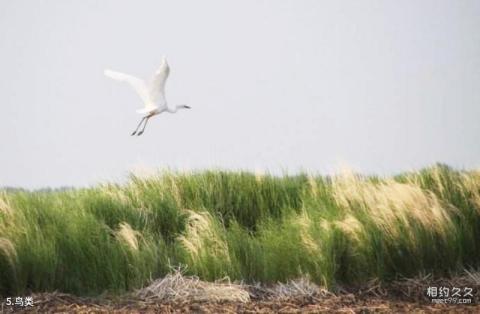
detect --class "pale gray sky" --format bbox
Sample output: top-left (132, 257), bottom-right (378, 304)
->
top-left (0, 0), bottom-right (479, 188)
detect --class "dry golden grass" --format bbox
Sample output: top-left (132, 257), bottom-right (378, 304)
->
top-left (177, 210), bottom-right (230, 263)
top-left (115, 222), bottom-right (142, 251)
top-left (335, 214), bottom-right (364, 244)
top-left (295, 211), bottom-right (321, 255)
top-left (0, 195), bottom-right (12, 215)
top-left (101, 185), bottom-right (132, 207)
top-left (461, 171), bottom-right (480, 213)
top-left (0, 237), bottom-right (17, 269)
top-left (332, 170), bottom-right (456, 242)
top-left (255, 168), bottom-right (265, 183)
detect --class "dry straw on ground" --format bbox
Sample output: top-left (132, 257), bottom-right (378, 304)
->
top-left (16, 270), bottom-right (480, 313)
top-left (136, 269), bottom-right (250, 303)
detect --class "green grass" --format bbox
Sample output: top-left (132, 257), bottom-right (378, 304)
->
top-left (1, 164), bottom-right (479, 296)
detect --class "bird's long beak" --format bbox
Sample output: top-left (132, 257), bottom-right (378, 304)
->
top-left (184, 105), bottom-right (191, 109)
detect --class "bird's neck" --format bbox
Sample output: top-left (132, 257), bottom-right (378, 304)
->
top-left (166, 106), bottom-right (178, 113)
top-left (167, 105), bottom-right (189, 113)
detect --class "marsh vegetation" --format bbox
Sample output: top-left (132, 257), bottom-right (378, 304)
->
top-left (1, 164), bottom-right (479, 297)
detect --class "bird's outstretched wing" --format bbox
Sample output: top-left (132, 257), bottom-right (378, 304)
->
top-left (148, 57), bottom-right (170, 107)
top-left (104, 69), bottom-right (153, 107)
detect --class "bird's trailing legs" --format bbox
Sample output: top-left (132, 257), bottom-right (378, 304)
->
top-left (131, 117), bottom-right (146, 136)
top-left (136, 117), bottom-right (150, 136)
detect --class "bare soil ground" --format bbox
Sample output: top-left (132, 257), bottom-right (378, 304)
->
top-left (3, 272), bottom-right (480, 313)
top-left (4, 292), bottom-right (479, 313)
top-left (3, 293), bottom-right (479, 313)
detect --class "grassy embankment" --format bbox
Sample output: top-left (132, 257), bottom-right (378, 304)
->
top-left (1, 164), bottom-right (479, 296)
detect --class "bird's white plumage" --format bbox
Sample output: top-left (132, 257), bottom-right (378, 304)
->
top-left (104, 56), bottom-right (170, 113)
top-left (104, 56), bottom-right (190, 136)
top-left (103, 70), bottom-right (153, 108)
top-left (148, 57), bottom-right (170, 106)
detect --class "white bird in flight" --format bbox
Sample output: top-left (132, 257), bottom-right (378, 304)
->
top-left (104, 56), bottom-right (190, 136)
